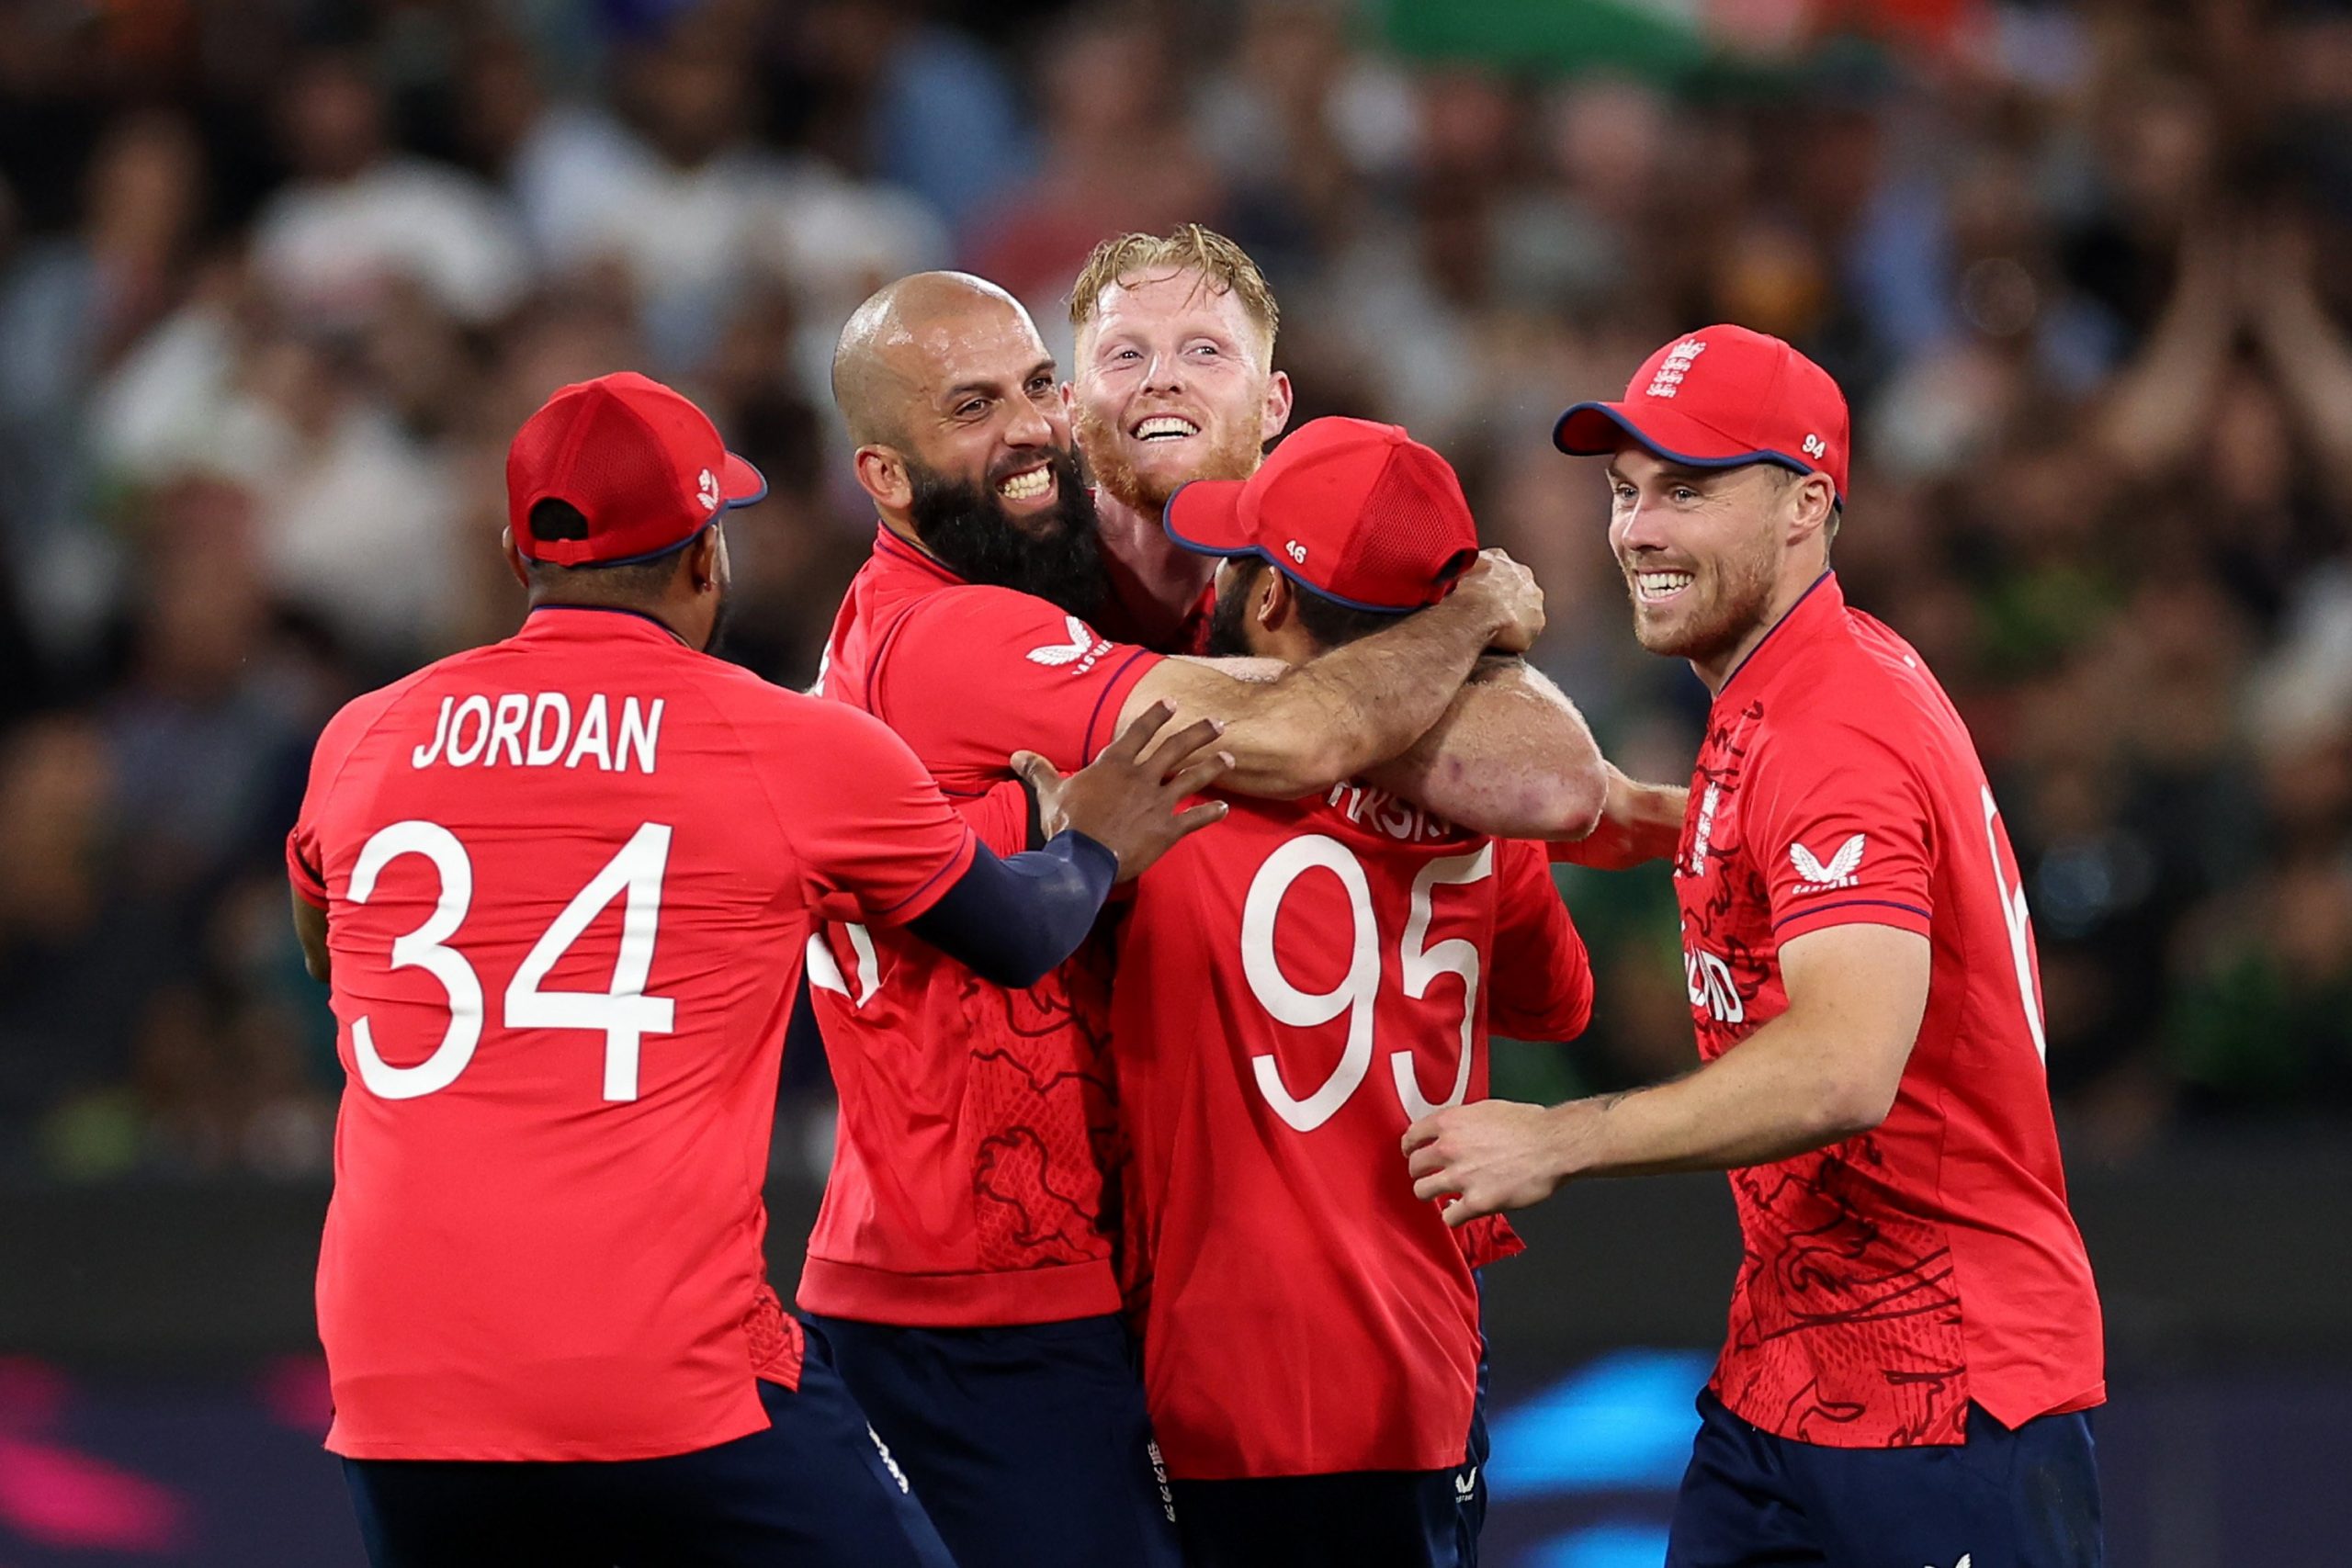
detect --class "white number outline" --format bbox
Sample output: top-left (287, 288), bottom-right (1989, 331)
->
top-left (1394, 843), bottom-right (1495, 1119)
top-left (348, 821), bottom-right (483, 1100)
top-left (504, 822), bottom-right (677, 1100)
top-left (1242, 835), bottom-right (1381, 1132)
top-left (343, 820), bottom-right (679, 1101)
top-left (1241, 834), bottom-right (1495, 1131)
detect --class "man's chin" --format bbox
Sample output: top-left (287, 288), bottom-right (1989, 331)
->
top-left (1631, 605), bottom-right (1714, 661)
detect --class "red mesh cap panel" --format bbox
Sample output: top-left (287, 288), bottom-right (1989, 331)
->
top-left (1322, 442), bottom-right (1479, 610)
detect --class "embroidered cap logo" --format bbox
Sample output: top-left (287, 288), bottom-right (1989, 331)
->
top-left (1645, 338), bottom-right (1707, 400)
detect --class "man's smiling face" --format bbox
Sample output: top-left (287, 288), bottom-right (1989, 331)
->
top-left (1071, 266), bottom-right (1289, 515)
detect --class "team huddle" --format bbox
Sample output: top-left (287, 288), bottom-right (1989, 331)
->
top-left (288, 227), bottom-right (2107, 1568)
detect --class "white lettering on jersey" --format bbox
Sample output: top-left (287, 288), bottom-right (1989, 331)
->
top-left (1685, 942), bottom-right (1744, 1025)
top-left (1324, 782), bottom-right (1459, 843)
top-left (411, 694), bottom-right (662, 773)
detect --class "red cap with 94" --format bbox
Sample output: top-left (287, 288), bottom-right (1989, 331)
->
top-left (1161, 417), bottom-right (1479, 612)
top-left (1553, 324), bottom-right (1849, 502)
top-left (506, 372), bottom-right (768, 566)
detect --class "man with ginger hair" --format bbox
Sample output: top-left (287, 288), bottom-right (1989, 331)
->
top-left (1065, 223), bottom-right (1688, 852)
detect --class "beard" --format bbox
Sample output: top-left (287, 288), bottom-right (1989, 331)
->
top-left (1625, 530), bottom-right (1780, 664)
top-left (908, 445), bottom-right (1107, 619)
top-left (1203, 560), bottom-right (1263, 659)
top-left (703, 580), bottom-right (733, 658)
top-left (1074, 396), bottom-right (1268, 517)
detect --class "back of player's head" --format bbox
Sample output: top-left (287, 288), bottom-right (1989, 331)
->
top-left (1069, 224), bottom-right (1280, 366)
top-left (1249, 558), bottom-right (1413, 651)
top-left (521, 500), bottom-right (692, 601)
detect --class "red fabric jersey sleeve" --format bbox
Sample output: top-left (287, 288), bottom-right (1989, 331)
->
top-left (771, 702), bottom-right (978, 927)
top-left (867, 586), bottom-right (1161, 780)
top-left (286, 682), bottom-right (411, 908)
top-left (1749, 719), bottom-right (1936, 944)
top-left (954, 776), bottom-right (1035, 859)
top-left (1486, 840), bottom-right (1594, 1042)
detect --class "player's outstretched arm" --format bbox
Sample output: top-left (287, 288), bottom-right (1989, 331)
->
top-left (1546, 763), bottom-right (1689, 869)
top-left (1359, 658), bottom-right (1608, 840)
top-left (1113, 549), bottom-right (1545, 798)
top-left (1402, 923), bottom-right (1930, 1224)
top-left (907, 705), bottom-right (1230, 984)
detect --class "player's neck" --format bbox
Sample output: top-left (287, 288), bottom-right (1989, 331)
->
top-left (528, 594), bottom-right (693, 647)
top-left (1093, 487), bottom-right (1216, 646)
top-left (1690, 560), bottom-right (1832, 694)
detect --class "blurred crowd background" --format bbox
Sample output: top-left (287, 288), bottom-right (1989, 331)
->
top-left (4, 0), bottom-right (2350, 1186)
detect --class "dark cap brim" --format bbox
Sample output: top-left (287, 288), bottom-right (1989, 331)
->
top-left (1553, 401), bottom-right (1833, 500)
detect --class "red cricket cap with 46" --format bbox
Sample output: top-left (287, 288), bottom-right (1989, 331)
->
top-left (1162, 416), bottom-right (1480, 613)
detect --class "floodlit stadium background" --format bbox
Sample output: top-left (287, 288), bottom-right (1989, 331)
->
top-left (1, 1), bottom-right (2347, 1563)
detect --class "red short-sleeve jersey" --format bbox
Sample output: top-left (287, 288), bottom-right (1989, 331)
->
top-left (799, 528), bottom-right (1161, 1326)
top-left (1674, 574), bottom-right (2104, 1448)
top-left (1106, 783), bottom-right (1592, 1479)
top-left (287, 606), bottom-right (975, 1461)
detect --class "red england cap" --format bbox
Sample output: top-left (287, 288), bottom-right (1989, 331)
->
top-left (1161, 417), bottom-right (1479, 612)
top-left (506, 372), bottom-right (768, 566)
top-left (1554, 325), bottom-right (1849, 502)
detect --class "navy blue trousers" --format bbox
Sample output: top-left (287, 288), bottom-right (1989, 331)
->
top-left (1166, 1331), bottom-right (1492, 1568)
top-left (343, 1334), bottom-right (956, 1568)
top-left (1668, 1390), bottom-right (2103, 1568)
top-left (807, 1311), bottom-right (1182, 1568)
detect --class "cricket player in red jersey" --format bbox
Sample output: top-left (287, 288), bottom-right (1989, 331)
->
top-left (1405, 326), bottom-right (2107, 1568)
top-left (286, 371), bottom-right (1231, 1568)
top-left (805, 269), bottom-right (1609, 1568)
top-left (1102, 415), bottom-right (1599, 1568)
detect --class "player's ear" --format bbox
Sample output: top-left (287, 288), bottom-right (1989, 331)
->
top-left (1257, 565), bottom-right (1294, 633)
top-left (1787, 472), bottom-right (1836, 548)
top-left (1261, 368), bottom-right (1295, 445)
top-left (686, 526), bottom-right (724, 594)
top-left (853, 444), bottom-right (914, 513)
top-left (500, 527), bottom-right (530, 589)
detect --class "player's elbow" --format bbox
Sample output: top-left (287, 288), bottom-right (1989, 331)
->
top-left (1546, 761), bottom-right (1610, 841)
top-left (1810, 1066), bottom-right (1900, 1142)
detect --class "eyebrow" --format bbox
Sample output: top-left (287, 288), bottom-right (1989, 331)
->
top-left (943, 358), bottom-right (1058, 402)
top-left (1607, 461), bottom-right (1735, 485)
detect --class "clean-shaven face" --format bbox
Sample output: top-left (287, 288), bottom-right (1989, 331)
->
top-left (1073, 268), bottom-right (1277, 514)
top-left (1605, 446), bottom-right (1791, 667)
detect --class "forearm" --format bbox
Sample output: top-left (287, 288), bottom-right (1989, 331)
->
top-left (902, 832), bottom-right (1116, 987)
top-left (1363, 660), bottom-right (1606, 838)
top-left (1550, 765), bottom-right (1689, 868)
top-left (1222, 591), bottom-right (1502, 795)
top-left (1552, 1012), bottom-right (1891, 1179)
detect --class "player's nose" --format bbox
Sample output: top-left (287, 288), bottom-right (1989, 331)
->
top-left (1140, 350), bottom-right (1184, 395)
top-left (1614, 496), bottom-right (1673, 553)
top-left (1002, 390), bottom-right (1057, 447)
